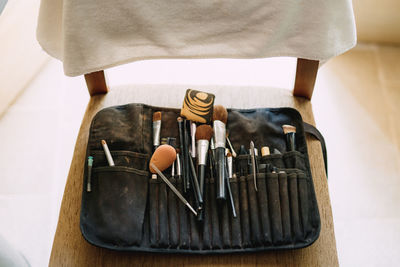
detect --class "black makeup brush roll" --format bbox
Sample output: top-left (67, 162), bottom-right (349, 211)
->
top-left (80, 103), bottom-right (323, 253)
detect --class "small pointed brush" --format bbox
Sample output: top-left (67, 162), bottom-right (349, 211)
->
top-left (226, 133), bottom-right (237, 158)
top-left (153, 111), bottom-right (162, 151)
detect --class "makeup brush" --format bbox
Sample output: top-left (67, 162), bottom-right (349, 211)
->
top-left (184, 119), bottom-right (191, 191)
top-left (177, 117), bottom-right (187, 193)
top-left (153, 111), bottom-right (162, 151)
top-left (176, 148), bottom-right (182, 181)
top-left (249, 141), bottom-right (258, 191)
top-left (226, 151), bottom-right (237, 217)
top-left (261, 146), bottom-right (270, 156)
top-left (212, 105), bottom-right (228, 200)
top-left (282, 125), bottom-right (297, 151)
top-left (191, 122), bottom-right (196, 158)
top-left (273, 148), bottom-right (282, 154)
top-left (188, 155), bottom-right (203, 211)
top-left (226, 133), bottom-right (237, 158)
top-left (168, 138), bottom-right (177, 177)
top-left (261, 146), bottom-right (271, 173)
top-left (149, 145), bottom-right (197, 216)
top-left (101, 140), bottom-right (115, 166)
top-left (87, 156), bottom-right (93, 192)
top-left (195, 124), bottom-right (213, 196)
top-left (227, 151), bottom-right (233, 179)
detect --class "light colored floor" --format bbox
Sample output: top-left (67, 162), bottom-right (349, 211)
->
top-left (0, 44), bottom-right (399, 266)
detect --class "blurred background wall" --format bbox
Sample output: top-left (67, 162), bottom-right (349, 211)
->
top-left (1, 1), bottom-right (400, 118)
top-left (353, 0), bottom-right (400, 44)
top-left (0, 0), bottom-right (49, 117)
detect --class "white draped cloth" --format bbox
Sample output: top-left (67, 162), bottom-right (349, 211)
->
top-left (37, 0), bottom-right (356, 76)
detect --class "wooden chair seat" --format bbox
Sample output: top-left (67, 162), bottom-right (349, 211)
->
top-left (49, 84), bottom-right (337, 266)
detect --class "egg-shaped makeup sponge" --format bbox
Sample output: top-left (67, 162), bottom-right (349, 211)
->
top-left (149, 144), bottom-right (177, 173)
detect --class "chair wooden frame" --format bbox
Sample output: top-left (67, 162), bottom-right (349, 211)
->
top-left (50, 56), bottom-right (339, 266)
top-left (84, 58), bottom-right (319, 99)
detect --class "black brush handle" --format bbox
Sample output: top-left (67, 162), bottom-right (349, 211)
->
top-left (197, 164), bottom-right (206, 222)
top-left (216, 147), bottom-right (226, 200)
top-left (286, 132), bottom-right (296, 151)
top-left (184, 120), bottom-right (191, 191)
top-left (225, 168), bottom-right (237, 217)
top-left (178, 119), bottom-right (187, 193)
top-left (189, 156), bottom-right (203, 206)
top-left (198, 164), bottom-right (206, 196)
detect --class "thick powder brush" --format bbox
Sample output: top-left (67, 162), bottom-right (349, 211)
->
top-left (212, 105), bottom-right (228, 200)
top-left (195, 124), bottom-right (213, 196)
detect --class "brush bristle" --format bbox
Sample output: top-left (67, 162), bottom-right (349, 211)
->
top-left (212, 105), bottom-right (228, 124)
top-left (227, 152), bottom-right (232, 157)
top-left (282, 124), bottom-right (296, 134)
top-left (195, 125), bottom-right (213, 141)
top-left (153, 111), bottom-right (162, 121)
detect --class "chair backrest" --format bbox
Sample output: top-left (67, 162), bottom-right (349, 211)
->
top-left (84, 58), bottom-right (319, 100)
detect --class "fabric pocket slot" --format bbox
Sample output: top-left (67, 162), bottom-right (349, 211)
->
top-left (255, 173), bottom-right (272, 245)
top-left (82, 167), bottom-right (149, 247)
top-left (158, 179), bottom-right (169, 247)
top-left (288, 172), bottom-right (303, 241)
top-left (239, 176), bottom-right (251, 247)
top-left (230, 177), bottom-right (242, 248)
top-left (91, 150), bottom-right (149, 170)
top-left (167, 177), bottom-right (179, 248)
top-left (298, 172), bottom-right (312, 239)
top-left (177, 177), bottom-right (190, 249)
top-left (209, 178), bottom-right (222, 249)
top-left (282, 151), bottom-right (307, 171)
top-left (189, 194), bottom-right (200, 250)
top-left (266, 172), bottom-right (283, 244)
top-left (261, 154), bottom-right (285, 169)
top-left (220, 197), bottom-right (231, 248)
top-left (278, 172), bottom-right (292, 243)
top-left (149, 178), bottom-right (159, 247)
top-left (234, 155), bottom-right (249, 178)
top-left (246, 175), bottom-right (262, 246)
top-left (202, 178), bottom-right (212, 249)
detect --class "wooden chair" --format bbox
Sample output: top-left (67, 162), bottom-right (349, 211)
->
top-left (49, 58), bottom-right (338, 266)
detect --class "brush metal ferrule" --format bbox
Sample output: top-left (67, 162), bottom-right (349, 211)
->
top-left (171, 161), bottom-right (175, 177)
top-left (153, 120), bottom-right (161, 147)
top-left (213, 120), bottom-right (226, 148)
top-left (191, 122), bottom-right (196, 158)
top-left (210, 137), bottom-right (215, 150)
top-left (227, 155), bottom-right (233, 179)
top-left (197, 139), bottom-right (209, 165)
top-left (176, 153), bottom-right (181, 176)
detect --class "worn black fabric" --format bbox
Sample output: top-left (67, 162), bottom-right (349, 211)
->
top-left (266, 173), bottom-right (283, 244)
top-left (177, 177), bottom-right (190, 248)
top-left (80, 103), bottom-right (321, 253)
top-left (255, 174), bottom-right (272, 245)
top-left (229, 178), bottom-right (242, 248)
top-left (167, 177), bottom-right (179, 248)
top-left (278, 172), bottom-right (292, 243)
